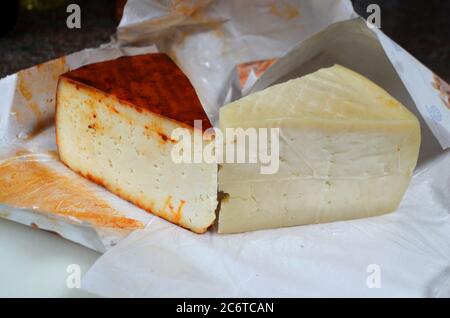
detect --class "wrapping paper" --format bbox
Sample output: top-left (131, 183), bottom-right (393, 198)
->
top-left (118, 0), bottom-right (357, 125)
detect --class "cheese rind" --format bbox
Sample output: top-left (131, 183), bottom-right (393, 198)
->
top-left (56, 54), bottom-right (217, 233)
top-left (218, 65), bottom-right (421, 234)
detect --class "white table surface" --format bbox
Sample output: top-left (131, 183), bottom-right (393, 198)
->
top-left (0, 218), bottom-right (101, 297)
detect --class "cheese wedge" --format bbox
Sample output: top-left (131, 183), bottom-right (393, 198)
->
top-left (56, 53), bottom-right (217, 233)
top-left (218, 65), bottom-right (421, 234)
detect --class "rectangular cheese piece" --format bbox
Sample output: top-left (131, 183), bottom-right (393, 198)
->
top-left (56, 53), bottom-right (217, 233)
top-left (218, 65), bottom-right (421, 234)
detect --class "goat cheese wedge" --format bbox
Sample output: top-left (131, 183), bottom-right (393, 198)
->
top-left (218, 64), bottom-right (421, 234)
top-left (56, 53), bottom-right (217, 233)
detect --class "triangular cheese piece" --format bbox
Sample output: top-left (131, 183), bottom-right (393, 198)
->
top-left (218, 65), bottom-right (420, 234)
top-left (56, 53), bottom-right (217, 233)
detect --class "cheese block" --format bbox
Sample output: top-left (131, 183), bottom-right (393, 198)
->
top-left (218, 65), bottom-right (421, 234)
top-left (56, 53), bottom-right (217, 234)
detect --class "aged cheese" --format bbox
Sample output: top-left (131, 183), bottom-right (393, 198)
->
top-left (218, 65), bottom-right (421, 234)
top-left (56, 53), bottom-right (217, 234)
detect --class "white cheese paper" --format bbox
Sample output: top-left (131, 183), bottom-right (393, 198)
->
top-left (82, 1), bottom-right (450, 297)
top-left (118, 0), bottom-right (356, 125)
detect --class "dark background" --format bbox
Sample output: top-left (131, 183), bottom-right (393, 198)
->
top-left (0, 0), bottom-right (449, 81)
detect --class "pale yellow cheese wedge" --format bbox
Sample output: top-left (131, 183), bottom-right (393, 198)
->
top-left (218, 64), bottom-right (421, 234)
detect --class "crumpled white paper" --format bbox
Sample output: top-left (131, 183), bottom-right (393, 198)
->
top-left (118, 0), bottom-right (357, 125)
top-left (81, 0), bottom-right (450, 297)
